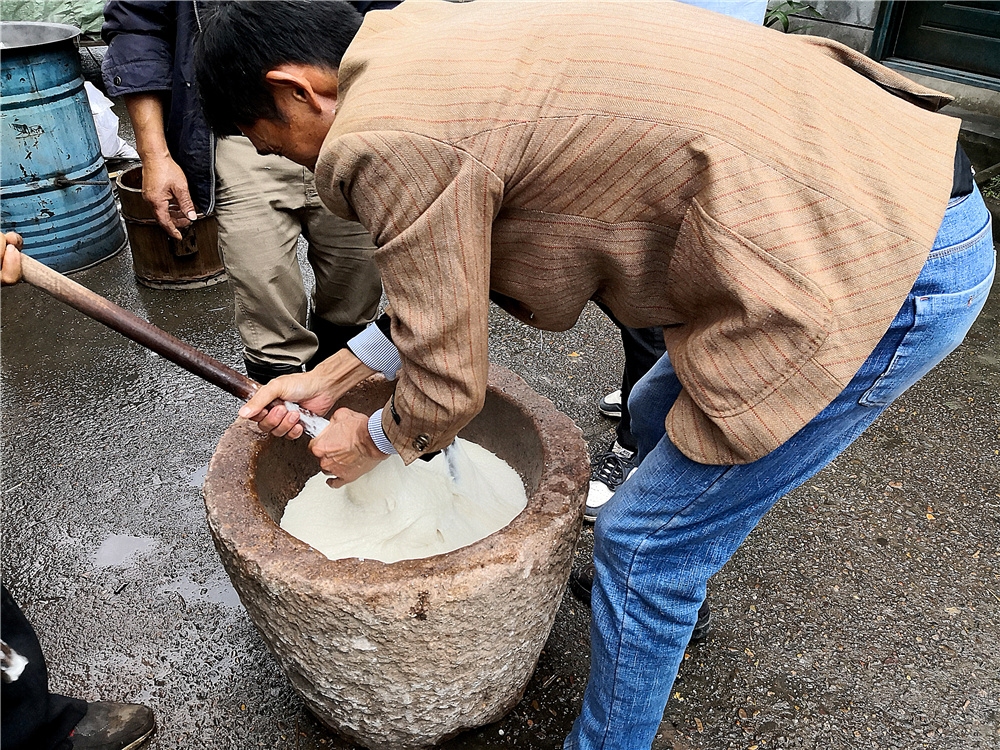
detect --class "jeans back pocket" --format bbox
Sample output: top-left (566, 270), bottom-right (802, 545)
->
top-left (860, 264), bottom-right (995, 408)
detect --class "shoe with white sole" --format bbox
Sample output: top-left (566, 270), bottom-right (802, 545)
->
top-left (585, 440), bottom-right (637, 522)
top-left (598, 389), bottom-right (622, 418)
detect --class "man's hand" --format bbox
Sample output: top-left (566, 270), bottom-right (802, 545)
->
top-left (1, 232), bottom-right (24, 285)
top-left (311, 408), bottom-right (388, 487)
top-left (124, 93), bottom-right (198, 240)
top-left (239, 369), bottom-right (340, 440)
top-left (238, 348), bottom-right (378, 440)
top-left (141, 155), bottom-right (198, 240)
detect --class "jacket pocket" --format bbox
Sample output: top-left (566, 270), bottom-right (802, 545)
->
top-left (664, 198), bottom-right (832, 417)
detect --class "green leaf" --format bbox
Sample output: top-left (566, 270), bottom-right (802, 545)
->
top-left (764, 1), bottom-right (824, 32)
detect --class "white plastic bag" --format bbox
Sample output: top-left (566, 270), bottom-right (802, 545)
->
top-left (84, 81), bottom-right (139, 160)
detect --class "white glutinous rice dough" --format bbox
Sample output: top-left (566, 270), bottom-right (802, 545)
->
top-left (280, 438), bottom-right (528, 563)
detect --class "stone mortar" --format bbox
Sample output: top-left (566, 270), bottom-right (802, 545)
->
top-left (203, 365), bottom-right (589, 749)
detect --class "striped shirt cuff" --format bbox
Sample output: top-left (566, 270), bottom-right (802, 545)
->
top-left (348, 323), bottom-right (401, 379)
top-left (368, 409), bottom-right (398, 455)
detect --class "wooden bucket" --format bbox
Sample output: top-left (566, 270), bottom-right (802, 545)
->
top-left (116, 165), bottom-right (226, 289)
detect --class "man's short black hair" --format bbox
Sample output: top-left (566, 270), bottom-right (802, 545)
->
top-left (194, 1), bottom-right (363, 135)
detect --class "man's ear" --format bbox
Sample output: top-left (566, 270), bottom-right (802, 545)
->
top-left (265, 64), bottom-right (338, 112)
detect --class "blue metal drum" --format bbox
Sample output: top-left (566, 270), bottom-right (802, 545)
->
top-left (1, 22), bottom-right (126, 273)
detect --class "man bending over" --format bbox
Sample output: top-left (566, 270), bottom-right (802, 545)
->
top-left (188, 2), bottom-right (992, 747)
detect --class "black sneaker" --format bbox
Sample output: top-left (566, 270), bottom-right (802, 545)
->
top-left (598, 389), bottom-right (623, 418)
top-left (569, 563), bottom-right (712, 642)
top-left (69, 701), bottom-right (155, 750)
top-left (585, 440), bottom-right (637, 522)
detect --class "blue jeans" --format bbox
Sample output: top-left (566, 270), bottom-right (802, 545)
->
top-left (565, 187), bottom-right (995, 750)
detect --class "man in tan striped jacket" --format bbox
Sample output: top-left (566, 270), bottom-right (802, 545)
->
top-left (196, 1), bottom-right (995, 746)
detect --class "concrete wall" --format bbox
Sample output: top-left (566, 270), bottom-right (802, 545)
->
top-left (767, 0), bottom-right (878, 52)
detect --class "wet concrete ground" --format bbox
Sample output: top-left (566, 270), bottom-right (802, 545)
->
top-left (2, 228), bottom-right (998, 750)
top-left (9, 41), bottom-right (986, 747)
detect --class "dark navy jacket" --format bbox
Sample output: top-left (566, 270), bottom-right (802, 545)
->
top-left (102, 1), bottom-right (397, 215)
top-left (102, 1), bottom-right (215, 213)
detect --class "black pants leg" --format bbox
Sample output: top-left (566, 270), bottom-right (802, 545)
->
top-left (305, 318), bottom-right (369, 371)
top-left (1, 585), bottom-right (86, 750)
top-left (596, 304), bottom-right (666, 453)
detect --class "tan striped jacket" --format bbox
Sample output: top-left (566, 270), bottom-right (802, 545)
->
top-left (314, 0), bottom-right (960, 465)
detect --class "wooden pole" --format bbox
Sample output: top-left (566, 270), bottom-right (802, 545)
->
top-left (19, 253), bottom-right (259, 402)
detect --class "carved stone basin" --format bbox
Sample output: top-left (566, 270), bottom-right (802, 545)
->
top-left (203, 365), bottom-right (588, 749)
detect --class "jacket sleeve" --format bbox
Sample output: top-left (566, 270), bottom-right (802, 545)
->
top-left (101, 1), bottom-right (177, 96)
top-left (316, 131), bottom-right (505, 464)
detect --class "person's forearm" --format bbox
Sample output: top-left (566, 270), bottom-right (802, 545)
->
top-left (124, 93), bottom-right (172, 162)
top-left (311, 347), bottom-right (378, 402)
top-left (122, 92), bottom-right (197, 236)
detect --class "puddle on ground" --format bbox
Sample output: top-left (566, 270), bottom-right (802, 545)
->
top-left (91, 534), bottom-right (156, 568)
top-left (157, 574), bottom-right (243, 608)
top-left (187, 463), bottom-right (210, 489)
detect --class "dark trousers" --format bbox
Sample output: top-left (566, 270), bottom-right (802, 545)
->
top-left (1, 585), bottom-right (86, 750)
top-left (596, 303), bottom-right (666, 452)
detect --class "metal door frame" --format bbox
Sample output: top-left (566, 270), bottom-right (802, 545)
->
top-left (870, 1), bottom-right (1000, 92)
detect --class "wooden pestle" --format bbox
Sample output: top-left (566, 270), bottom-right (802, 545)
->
top-left (19, 253), bottom-right (259, 402)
